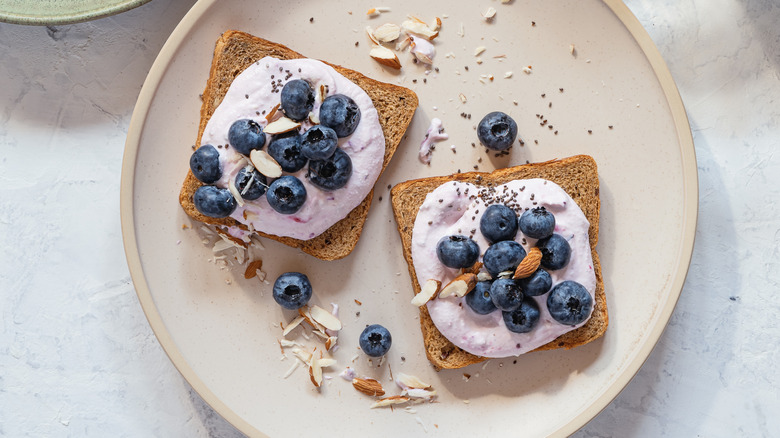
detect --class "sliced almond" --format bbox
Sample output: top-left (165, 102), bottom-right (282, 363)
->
top-left (249, 149), bottom-right (283, 178)
top-left (373, 23), bottom-right (401, 42)
top-left (264, 103), bottom-right (281, 123)
top-left (430, 17), bottom-right (442, 32)
top-left (309, 355), bottom-right (323, 388)
top-left (396, 35), bottom-right (412, 51)
top-left (283, 315), bottom-right (305, 337)
top-left (513, 247), bottom-right (542, 279)
top-left (395, 373), bottom-right (432, 390)
top-left (244, 259), bottom-right (263, 279)
top-left (369, 45), bottom-right (402, 69)
top-left (319, 357), bottom-right (337, 368)
top-left (325, 336), bottom-right (338, 351)
top-left (401, 19), bottom-right (439, 40)
top-left (463, 261), bottom-right (483, 275)
top-left (352, 378), bottom-right (385, 396)
top-left (227, 178), bottom-right (245, 207)
top-left (366, 8), bottom-right (379, 17)
top-left (264, 117), bottom-right (301, 135)
top-left (370, 395), bottom-right (410, 408)
top-left (291, 347), bottom-right (312, 364)
top-left (310, 305), bottom-right (342, 331)
top-left (497, 270), bottom-right (514, 279)
top-left (411, 279), bottom-right (441, 307)
top-left (308, 111), bottom-right (320, 124)
top-left (297, 306), bottom-right (324, 332)
top-left (365, 26), bottom-right (380, 45)
top-left (438, 273), bottom-right (477, 298)
top-left (474, 46), bottom-right (486, 56)
top-left (482, 7), bottom-right (497, 20)
top-left (404, 387), bottom-right (437, 399)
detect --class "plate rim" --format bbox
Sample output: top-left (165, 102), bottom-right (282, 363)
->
top-left (120, 0), bottom-right (698, 436)
top-left (0, 0), bottom-right (152, 25)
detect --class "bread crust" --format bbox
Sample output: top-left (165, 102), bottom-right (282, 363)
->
top-left (390, 155), bottom-right (607, 370)
top-left (179, 31), bottom-right (418, 261)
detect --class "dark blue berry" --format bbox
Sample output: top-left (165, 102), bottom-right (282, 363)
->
top-left (359, 324), bottom-right (392, 357)
top-left (319, 94), bottom-right (361, 137)
top-left (477, 111), bottom-right (518, 150)
top-left (272, 272), bottom-right (312, 309)
top-left (189, 144), bottom-right (222, 183)
top-left (266, 175), bottom-right (307, 214)
top-left (193, 185), bottom-right (237, 218)
top-left (482, 240), bottom-right (526, 278)
top-left (300, 125), bottom-right (338, 160)
top-left (480, 204), bottom-right (519, 243)
top-left (228, 119), bottom-right (266, 156)
top-left (465, 281), bottom-right (496, 315)
top-left (537, 234), bottom-right (571, 270)
top-left (502, 296), bottom-right (540, 333)
top-left (436, 235), bottom-right (480, 269)
top-left (280, 79), bottom-right (315, 121)
top-left (308, 148), bottom-right (352, 191)
top-left (234, 167), bottom-right (267, 200)
top-left (517, 268), bottom-right (552, 297)
top-left (268, 133), bottom-right (308, 173)
top-left (489, 278), bottom-right (523, 312)
top-left (518, 207), bottom-right (555, 239)
top-left (547, 281), bottom-right (592, 325)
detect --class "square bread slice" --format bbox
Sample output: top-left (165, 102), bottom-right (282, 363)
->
top-left (180, 31), bottom-right (418, 261)
top-left (390, 155), bottom-right (607, 370)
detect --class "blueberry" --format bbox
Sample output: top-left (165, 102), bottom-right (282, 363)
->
top-left (547, 280), bottom-right (592, 325)
top-left (308, 148), bottom-right (352, 191)
top-left (359, 324), bottom-right (392, 357)
top-left (234, 167), bottom-right (267, 200)
top-left (280, 79), bottom-right (315, 121)
top-left (436, 235), bottom-right (480, 269)
top-left (272, 272), bottom-right (313, 309)
top-left (189, 144), bottom-right (222, 183)
top-left (268, 133), bottom-right (308, 173)
top-left (319, 94), bottom-right (361, 138)
top-left (193, 185), bottom-right (237, 218)
top-left (517, 268), bottom-right (552, 297)
top-left (266, 175), bottom-right (307, 214)
top-left (465, 281), bottom-right (497, 315)
top-left (228, 119), bottom-right (266, 156)
top-left (502, 296), bottom-right (540, 333)
top-left (518, 207), bottom-right (555, 239)
top-left (301, 125), bottom-right (338, 160)
top-left (480, 204), bottom-right (519, 243)
top-left (537, 234), bottom-right (571, 270)
top-left (482, 240), bottom-right (527, 278)
top-left (489, 278), bottom-right (523, 312)
top-left (477, 111), bottom-right (518, 151)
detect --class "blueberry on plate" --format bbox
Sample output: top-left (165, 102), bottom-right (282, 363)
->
top-left (480, 204), bottom-right (519, 243)
top-left (537, 234), bottom-right (572, 270)
top-left (476, 111), bottom-right (518, 151)
top-left (268, 133), bottom-right (308, 173)
top-left (517, 268), bottom-right (552, 297)
top-left (234, 167), bottom-right (267, 200)
top-left (193, 185), bottom-right (237, 218)
top-left (490, 278), bottom-right (523, 312)
top-left (308, 148), bottom-right (352, 191)
top-left (228, 119), bottom-right (266, 156)
top-left (272, 272), bottom-right (313, 309)
top-left (436, 235), bottom-right (480, 269)
top-left (547, 280), bottom-right (592, 325)
top-left (266, 175), bottom-right (307, 214)
top-left (465, 280), bottom-right (497, 315)
top-left (518, 206), bottom-right (555, 239)
top-left (189, 144), bottom-right (222, 184)
top-left (359, 324), bottom-right (392, 357)
top-left (482, 240), bottom-right (527, 278)
top-left (280, 79), bottom-right (315, 121)
top-left (319, 94), bottom-right (361, 138)
top-left (300, 125), bottom-right (338, 160)
top-left (502, 296), bottom-right (540, 333)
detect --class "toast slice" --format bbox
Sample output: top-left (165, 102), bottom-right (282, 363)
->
top-left (390, 155), bottom-right (607, 370)
top-left (180, 31), bottom-right (418, 260)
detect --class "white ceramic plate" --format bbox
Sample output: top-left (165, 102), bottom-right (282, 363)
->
top-left (121, 0), bottom-right (697, 436)
top-left (0, 0), bottom-right (151, 25)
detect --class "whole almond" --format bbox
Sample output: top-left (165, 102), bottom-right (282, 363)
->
top-left (352, 378), bottom-right (385, 396)
top-left (513, 247), bottom-right (542, 279)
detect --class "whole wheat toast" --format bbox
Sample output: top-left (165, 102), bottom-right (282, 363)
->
top-left (180, 31), bottom-right (418, 260)
top-left (390, 155), bottom-right (607, 370)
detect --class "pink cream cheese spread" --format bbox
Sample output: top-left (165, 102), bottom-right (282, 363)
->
top-left (202, 57), bottom-right (385, 241)
top-left (410, 178), bottom-right (596, 358)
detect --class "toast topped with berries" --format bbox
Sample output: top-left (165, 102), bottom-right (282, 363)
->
top-left (179, 31), bottom-right (418, 260)
top-left (390, 155), bottom-right (607, 370)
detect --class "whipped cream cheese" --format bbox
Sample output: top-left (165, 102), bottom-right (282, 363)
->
top-left (202, 57), bottom-right (385, 240)
top-left (411, 178), bottom-right (596, 358)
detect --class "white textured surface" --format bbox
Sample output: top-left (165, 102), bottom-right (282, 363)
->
top-left (1, 0), bottom-right (778, 437)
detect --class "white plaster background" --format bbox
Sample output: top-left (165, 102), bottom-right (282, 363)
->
top-left (1, 0), bottom-right (778, 436)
